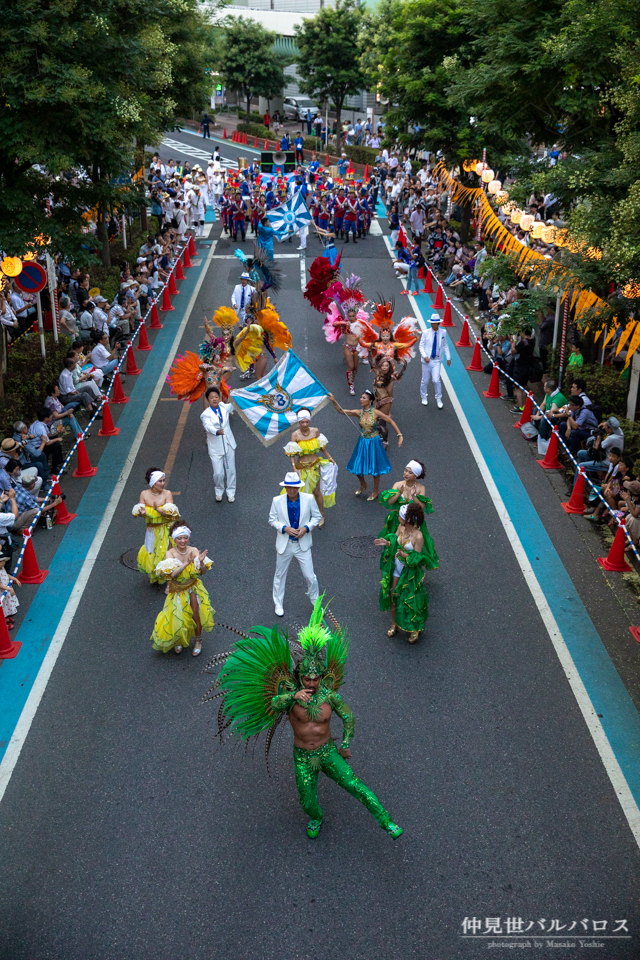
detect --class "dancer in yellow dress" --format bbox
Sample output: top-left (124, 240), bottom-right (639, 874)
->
top-left (151, 522), bottom-right (215, 657)
top-left (283, 409), bottom-right (337, 527)
top-left (132, 469), bottom-right (180, 584)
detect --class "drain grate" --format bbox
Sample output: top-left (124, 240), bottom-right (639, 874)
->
top-left (121, 548), bottom-right (142, 570)
top-left (340, 536), bottom-right (382, 559)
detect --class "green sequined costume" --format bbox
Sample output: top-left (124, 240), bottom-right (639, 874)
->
top-left (379, 531), bottom-right (431, 632)
top-left (203, 597), bottom-right (402, 839)
top-left (378, 489), bottom-right (439, 570)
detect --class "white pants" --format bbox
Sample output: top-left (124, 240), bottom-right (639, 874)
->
top-left (272, 540), bottom-right (319, 608)
top-left (207, 442), bottom-right (236, 498)
top-left (420, 358), bottom-right (442, 401)
top-left (298, 226), bottom-right (308, 249)
top-left (393, 260), bottom-right (410, 275)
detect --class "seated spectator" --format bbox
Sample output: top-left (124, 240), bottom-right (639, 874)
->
top-left (90, 333), bottom-right (121, 379)
top-left (532, 378), bottom-right (567, 436)
top-left (558, 395), bottom-right (598, 454)
top-left (576, 415), bottom-right (624, 469)
top-left (585, 453), bottom-right (630, 522)
top-left (29, 409), bottom-right (64, 473)
top-left (59, 295), bottom-right (77, 337)
top-left (92, 296), bottom-right (111, 337)
top-left (3, 459), bottom-right (63, 531)
top-left (70, 341), bottom-right (105, 390)
top-left (44, 383), bottom-right (82, 437)
top-left (109, 291), bottom-right (135, 336)
top-left (11, 424), bottom-right (51, 482)
top-left (79, 300), bottom-right (96, 343)
top-left (570, 377), bottom-right (592, 407)
top-left (59, 358), bottom-right (100, 411)
top-left (0, 489), bottom-right (19, 547)
top-left (0, 437), bottom-right (44, 492)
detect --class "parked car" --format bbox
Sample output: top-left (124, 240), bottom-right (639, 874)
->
top-left (283, 97), bottom-right (320, 122)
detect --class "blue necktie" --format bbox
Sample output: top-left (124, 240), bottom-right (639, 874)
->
top-left (431, 331), bottom-right (438, 359)
top-left (240, 287), bottom-right (245, 309)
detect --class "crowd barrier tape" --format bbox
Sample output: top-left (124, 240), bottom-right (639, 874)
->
top-left (424, 264), bottom-right (640, 568)
top-left (7, 319), bottom-right (39, 352)
top-left (0, 242), bottom-right (189, 612)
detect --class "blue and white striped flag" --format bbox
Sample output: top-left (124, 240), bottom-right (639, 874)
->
top-left (230, 350), bottom-right (329, 446)
top-left (267, 193), bottom-right (312, 240)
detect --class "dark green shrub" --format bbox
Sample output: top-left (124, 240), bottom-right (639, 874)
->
top-left (0, 334), bottom-right (73, 438)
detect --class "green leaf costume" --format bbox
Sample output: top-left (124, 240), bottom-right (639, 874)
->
top-left (379, 530), bottom-right (432, 633)
top-left (378, 489), bottom-right (439, 570)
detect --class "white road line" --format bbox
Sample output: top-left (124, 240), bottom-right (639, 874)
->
top-left (0, 241), bottom-right (218, 806)
top-left (209, 254), bottom-right (300, 259)
top-left (299, 252), bottom-right (306, 291)
top-left (369, 220), bottom-right (383, 236)
top-left (161, 137), bottom-right (238, 169)
top-left (381, 233), bottom-right (640, 849)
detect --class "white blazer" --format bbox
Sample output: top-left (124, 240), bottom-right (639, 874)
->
top-left (231, 283), bottom-right (256, 317)
top-left (419, 328), bottom-right (451, 363)
top-left (269, 491), bottom-right (321, 554)
top-left (200, 403), bottom-right (237, 453)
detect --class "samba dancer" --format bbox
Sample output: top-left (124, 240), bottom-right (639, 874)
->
top-left (132, 469), bottom-right (180, 584)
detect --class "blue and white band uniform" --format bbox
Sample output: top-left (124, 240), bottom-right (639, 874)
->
top-left (419, 328), bottom-right (451, 403)
top-left (200, 403), bottom-right (237, 500)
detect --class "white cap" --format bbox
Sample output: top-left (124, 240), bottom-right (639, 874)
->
top-left (279, 472), bottom-right (304, 488)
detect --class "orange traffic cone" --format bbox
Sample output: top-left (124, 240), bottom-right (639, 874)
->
top-left (514, 391), bottom-right (533, 428)
top-left (161, 285), bottom-right (174, 312)
top-left (98, 398), bottom-right (119, 437)
top-left (148, 300), bottom-right (163, 330)
top-left (188, 235), bottom-right (196, 256)
top-left (326, 154), bottom-right (330, 166)
top-left (441, 299), bottom-right (455, 327)
top-left (536, 427), bottom-right (562, 470)
top-left (433, 283), bottom-right (444, 309)
top-left (254, 136), bottom-right (258, 147)
top-left (455, 318), bottom-right (472, 347)
top-left (125, 345), bottom-right (142, 375)
top-left (175, 257), bottom-right (185, 281)
top-left (183, 245), bottom-right (192, 269)
top-left (137, 321), bottom-right (152, 351)
top-left (0, 606), bottom-right (21, 659)
top-left (168, 270), bottom-right (179, 296)
top-left (51, 475), bottom-right (76, 525)
top-left (18, 530), bottom-right (49, 583)
top-left (418, 265), bottom-right (426, 279)
top-left (422, 270), bottom-right (433, 294)
top-left (483, 364), bottom-right (503, 398)
top-left (111, 368), bottom-right (129, 404)
top-left (562, 468), bottom-right (587, 515)
top-left (223, 128), bottom-right (227, 139)
top-left (466, 339), bottom-right (484, 371)
top-left (597, 519), bottom-right (632, 572)
top-left (72, 434), bottom-right (98, 478)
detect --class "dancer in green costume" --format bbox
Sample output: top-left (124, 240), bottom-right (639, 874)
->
top-left (376, 502), bottom-right (432, 644)
top-left (378, 459), bottom-right (438, 570)
top-left (203, 597), bottom-right (403, 840)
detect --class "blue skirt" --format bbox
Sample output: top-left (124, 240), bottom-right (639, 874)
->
top-left (347, 436), bottom-right (391, 477)
top-left (322, 240), bottom-right (338, 266)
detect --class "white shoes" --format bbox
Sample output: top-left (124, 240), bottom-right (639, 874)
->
top-left (215, 494), bottom-right (223, 502)
top-left (227, 495), bottom-right (235, 502)
top-left (436, 399), bottom-right (443, 409)
top-left (274, 604), bottom-right (284, 617)
top-left (421, 398), bottom-right (428, 406)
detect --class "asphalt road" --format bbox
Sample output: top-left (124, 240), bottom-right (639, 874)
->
top-left (0, 130), bottom-right (638, 960)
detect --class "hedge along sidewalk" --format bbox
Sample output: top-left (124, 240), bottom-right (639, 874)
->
top-left (0, 237), bottom-right (216, 791)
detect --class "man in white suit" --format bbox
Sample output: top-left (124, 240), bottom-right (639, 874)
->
top-left (231, 272), bottom-right (256, 324)
top-left (419, 312), bottom-right (451, 409)
top-left (200, 386), bottom-right (237, 502)
top-left (269, 472), bottom-right (322, 617)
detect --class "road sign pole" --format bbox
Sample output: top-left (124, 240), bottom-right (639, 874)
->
top-left (36, 292), bottom-right (46, 359)
top-left (45, 253), bottom-right (58, 343)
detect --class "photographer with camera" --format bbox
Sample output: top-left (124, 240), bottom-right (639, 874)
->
top-left (573, 416), bottom-right (625, 484)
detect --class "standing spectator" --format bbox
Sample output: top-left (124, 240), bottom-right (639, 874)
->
top-left (263, 110), bottom-right (271, 130)
top-left (200, 112), bottom-right (210, 138)
top-left (280, 132), bottom-right (291, 151)
top-left (76, 274), bottom-right (91, 314)
top-left (305, 109), bottom-right (313, 136)
top-left (294, 133), bottom-right (304, 166)
top-left (0, 290), bottom-right (19, 343)
top-left (58, 295), bottom-right (77, 337)
top-left (9, 283), bottom-right (29, 335)
top-left (313, 114), bottom-right (322, 140)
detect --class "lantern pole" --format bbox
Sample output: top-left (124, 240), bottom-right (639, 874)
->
top-left (557, 293), bottom-right (570, 390)
top-left (552, 292), bottom-right (561, 349)
top-left (36, 292), bottom-right (46, 360)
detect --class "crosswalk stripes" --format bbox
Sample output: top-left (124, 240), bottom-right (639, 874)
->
top-left (161, 137), bottom-right (239, 170)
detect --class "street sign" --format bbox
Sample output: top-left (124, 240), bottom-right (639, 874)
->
top-left (14, 261), bottom-right (47, 294)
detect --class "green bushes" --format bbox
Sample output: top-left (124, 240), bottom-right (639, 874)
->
top-left (237, 122), bottom-right (271, 140)
top-left (344, 144), bottom-right (378, 166)
top-left (0, 334), bottom-right (73, 438)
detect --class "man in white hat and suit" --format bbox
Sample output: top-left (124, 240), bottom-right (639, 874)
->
top-left (269, 472), bottom-right (322, 617)
top-left (231, 272), bottom-right (256, 324)
top-left (200, 386), bottom-right (237, 502)
top-left (419, 312), bottom-right (451, 409)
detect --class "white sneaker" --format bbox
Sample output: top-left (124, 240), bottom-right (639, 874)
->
top-left (421, 398), bottom-right (428, 406)
top-left (436, 399), bottom-right (443, 409)
top-left (215, 494), bottom-right (223, 502)
top-left (227, 495), bottom-right (235, 502)
top-left (274, 604), bottom-right (284, 617)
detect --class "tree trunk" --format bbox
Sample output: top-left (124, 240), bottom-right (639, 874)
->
top-left (97, 211), bottom-right (111, 269)
top-left (246, 93), bottom-right (252, 121)
top-left (459, 204), bottom-right (472, 243)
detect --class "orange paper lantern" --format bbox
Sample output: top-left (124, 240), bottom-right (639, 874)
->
top-left (1, 257), bottom-right (22, 277)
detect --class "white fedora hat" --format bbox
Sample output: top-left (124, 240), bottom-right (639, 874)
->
top-left (279, 471), bottom-right (304, 488)
top-left (429, 312), bottom-right (442, 323)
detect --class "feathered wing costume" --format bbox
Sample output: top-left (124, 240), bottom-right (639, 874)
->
top-left (304, 253), bottom-right (342, 313)
top-left (322, 273), bottom-right (370, 344)
top-left (233, 247), bottom-right (290, 371)
top-left (358, 299), bottom-right (419, 364)
top-left (201, 598), bottom-right (402, 839)
top-left (167, 308), bottom-right (239, 402)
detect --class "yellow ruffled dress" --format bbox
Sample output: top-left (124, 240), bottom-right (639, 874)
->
top-left (150, 557), bottom-right (215, 653)
top-left (132, 503), bottom-right (180, 583)
top-left (283, 434), bottom-right (335, 508)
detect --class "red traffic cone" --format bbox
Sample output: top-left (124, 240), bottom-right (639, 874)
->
top-left (137, 321), bottom-right (152, 351)
top-left (562, 467), bottom-right (587, 514)
top-left (441, 299), bottom-right (455, 327)
top-left (188, 235), bottom-right (196, 256)
top-left (628, 626), bottom-right (640, 642)
top-left (433, 283), bottom-right (444, 309)
top-left (254, 136), bottom-right (258, 147)
top-left (175, 257), bottom-right (185, 281)
top-left (232, 131), bottom-right (236, 142)
top-left (183, 245), bottom-right (192, 269)
top-left (466, 339), bottom-right (484, 371)
top-left (72, 434), bottom-right (98, 478)
top-left (125, 345), bottom-right (142, 375)
top-left (18, 529), bottom-right (49, 584)
top-left (161, 285), bottom-right (175, 312)
top-left (364, 163), bottom-right (369, 181)
top-left (536, 427), bottom-right (562, 470)
top-left (422, 270), bottom-right (433, 294)
top-left (148, 300), bottom-right (163, 330)
top-left (223, 128), bottom-right (227, 139)
top-left (598, 519), bottom-right (632, 572)
top-left (514, 391), bottom-right (533, 428)
top-left (264, 139), bottom-right (268, 149)
top-left (418, 265), bottom-right (426, 279)
top-left (168, 270), bottom-right (179, 296)
top-left (98, 398), bottom-right (120, 437)
top-left (455, 318), bottom-right (472, 347)
top-left (483, 363), bottom-right (503, 398)
top-left (50, 475), bottom-right (77, 525)
top-left (111, 368), bottom-right (129, 404)
top-left (0, 605), bottom-right (21, 659)
top-left (397, 225), bottom-right (407, 247)
top-left (326, 154), bottom-right (330, 166)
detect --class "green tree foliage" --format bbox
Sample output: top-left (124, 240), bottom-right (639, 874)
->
top-left (294, 0), bottom-right (366, 143)
top-left (216, 18), bottom-right (285, 123)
